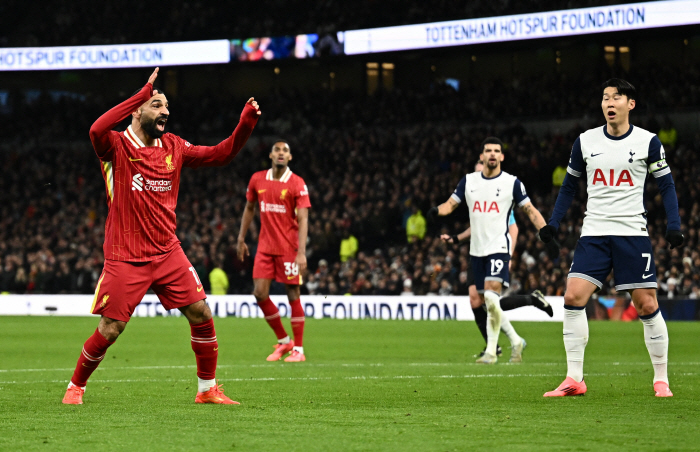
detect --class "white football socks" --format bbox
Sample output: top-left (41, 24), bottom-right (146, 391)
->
top-left (499, 315), bottom-right (522, 347)
top-left (278, 336), bottom-right (291, 345)
top-left (483, 290), bottom-right (503, 356)
top-left (198, 378), bottom-right (216, 393)
top-left (293, 346), bottom-right (304, 354)
top-left (640, 309), bottom-right (669, 385)
top-left (563, 306), bottom-right (588, 382)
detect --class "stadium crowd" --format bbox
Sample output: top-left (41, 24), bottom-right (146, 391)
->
top-left (4, 0), bottom-right (646, 47)
top-left (1, 65), bottom-right (700, 320)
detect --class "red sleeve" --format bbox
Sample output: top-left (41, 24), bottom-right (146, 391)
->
top-left (89, 83), bottom-right (153, 161)
top-left (183, 103), bottom-right (259, 168)
top-left (246, 175), bottom-right (257, 202)
top-left (296, 177), bottom-right (311, 208)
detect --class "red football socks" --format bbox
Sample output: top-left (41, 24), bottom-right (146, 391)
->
top-left (257, 297), bottom-right (288, 340)
top-left (190, 318), bottom-right (218, 380)
top-left (70, 328), bottom-right (114, 387)
top-left (290, 299), bottom-right (305, 347)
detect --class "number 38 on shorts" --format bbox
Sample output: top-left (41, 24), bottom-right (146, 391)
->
top-left (252, 252), bottom-right (303, 285)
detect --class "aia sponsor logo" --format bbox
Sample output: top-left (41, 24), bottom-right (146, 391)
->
top-left (592, 169), bottom-right (633, 186)
top-left (472, 201), bottom-right (500, 213)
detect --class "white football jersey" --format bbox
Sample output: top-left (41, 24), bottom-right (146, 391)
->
top-left (567, 125), bottom-right (669, 236)
top-left (451, 170), bottom-right (530, 257)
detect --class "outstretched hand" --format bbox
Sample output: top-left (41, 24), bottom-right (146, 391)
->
top-left (246, 97), bottom-right (262, 116)
top-left (236, 240), bottom-right (249, 262)
top-left (148, 67), bottom-right (159, 85)
top-left (665, 229), bottom-right (684, 249)
top-left (440, 234), bottom-right (460, 245)
top-left (426, 206), bottom-right (439, 225)
top-left (538, 225), bottom-right (556, 243)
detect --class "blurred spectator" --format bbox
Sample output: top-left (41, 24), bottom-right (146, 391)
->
top-left (400, 278), bottom-right (413, 296)
top-left (340, 229), bottom-right (358, 262)
top-left (658, 117), bottom-right (678, 149)
top-left (552, 165), bottom-right (566, 187)
top-left (209, 258), bottom-right (229, 295)
top-left (406, 205), bottom-right (427, 243)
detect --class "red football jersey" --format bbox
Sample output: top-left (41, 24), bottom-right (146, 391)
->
top-left (246, 168), bottom-right (311, 255)
top-left (91, 83), bottom-right (258, 261)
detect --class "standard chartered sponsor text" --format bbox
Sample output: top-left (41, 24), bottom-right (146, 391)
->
top-left (260, 201), bottom-right (286, 213)
top-left (145, 178), bottom-right (172, 192)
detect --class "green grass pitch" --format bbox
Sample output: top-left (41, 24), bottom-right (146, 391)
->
top-left (1, 316), bottom-right (698, 451)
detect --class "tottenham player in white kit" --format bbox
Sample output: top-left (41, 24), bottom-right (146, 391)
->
top-left (539, 79), bottom-right (683, 398)
top-left (430, 138), bottom-right (553, 364)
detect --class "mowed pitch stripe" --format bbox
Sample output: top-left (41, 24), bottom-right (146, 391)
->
top-left (3, 361), bottom-right (700, 374)
top-left (0, 372), bottom-right (697, 386)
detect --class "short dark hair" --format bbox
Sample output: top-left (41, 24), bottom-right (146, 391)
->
top-left (602, 78), bottom-right (636, 100)
top-left (481, 137), bottom-right (503, 151)
top-left (271, 139), bottom-right (291, 151)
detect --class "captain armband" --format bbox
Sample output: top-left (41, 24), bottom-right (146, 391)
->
top-left (648, 159), bottom-right (670, 178)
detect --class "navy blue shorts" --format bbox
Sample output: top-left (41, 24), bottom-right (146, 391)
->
top-left (569, 236), bottom-right (657, 291)
top-left (471, 253), bottom-right (510, 292)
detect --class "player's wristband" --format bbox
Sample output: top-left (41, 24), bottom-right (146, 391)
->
top-left (451, 235), bottom-right (460, 244)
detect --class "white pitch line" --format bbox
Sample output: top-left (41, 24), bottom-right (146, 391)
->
top-left (0, 372), bottom-right (696, 386)
top-left (3, 361), bottom-right (700, 374)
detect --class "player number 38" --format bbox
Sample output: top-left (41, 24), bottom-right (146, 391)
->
top-left (284, 262), bottom-right (299, 276)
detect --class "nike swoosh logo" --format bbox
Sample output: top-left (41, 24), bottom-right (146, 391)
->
top-left (642, 274), bottom-right (653, 279)
top-left (258, 189), bottom-right (266, 193)
top-left (591, 153), bottom-right (603, 157)
top-left (197, 286), bottom-right (203, 292)
top-left (129, 157), bottom-right (143, 162)
top-left (213, 347), bottom-right (218, 351)
top-left (287, 275), bottom-right (297, 280)
top-left (650, 335), bottom-right (663, 340)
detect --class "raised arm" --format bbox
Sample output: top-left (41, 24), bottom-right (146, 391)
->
top-left (183, 98), bottom-right (261, 168)
top-left (89, 68), bottom-right (158, 159)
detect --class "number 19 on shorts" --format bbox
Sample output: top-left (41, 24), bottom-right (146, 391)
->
top-left (490, 259), bottom-right (504, 276)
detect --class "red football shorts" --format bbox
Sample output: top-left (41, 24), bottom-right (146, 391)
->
top-left (253, 251), bottom-right (302, 285)
top-left (91, 247), bottom-right (206, 322)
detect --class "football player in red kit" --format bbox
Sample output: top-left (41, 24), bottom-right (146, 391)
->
top-left (237, 140), bottom-right (311, 362)
top-left (62, 68), bottom-right (260, 405)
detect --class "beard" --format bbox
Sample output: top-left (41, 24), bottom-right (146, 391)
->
top-left (141, 115), bottom-right (166, 139)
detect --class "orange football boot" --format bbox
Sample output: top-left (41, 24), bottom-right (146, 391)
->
top-left (267, 341), bottom-right (294, 361)
top-left (543, 377), bottom-right (587, 397)
top-left (195, 383), bottom-right (239, 405)
top-left (62, 385), bottom-right (85, 405)
top-left (284, 350), bottom-right (306, 362)
top-left (654, 381), bottom-right (673, 397)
